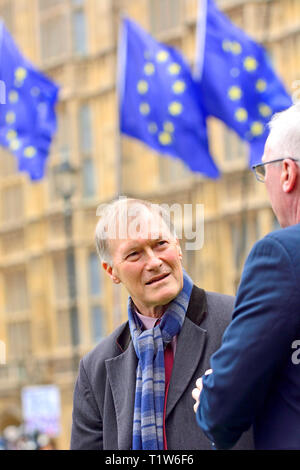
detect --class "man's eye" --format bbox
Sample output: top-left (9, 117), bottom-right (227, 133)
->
top-left (127, 251), bottom-right (139, 259)
top-left (155, 240), bottom-right (168, 249)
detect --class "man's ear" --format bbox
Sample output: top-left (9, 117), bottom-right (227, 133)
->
top-left (176, 238), bottom-right (183, 259)
top-left (281, 159), bottom-right (298, 193)
top-left (102, 262), bottom-right (121, 284)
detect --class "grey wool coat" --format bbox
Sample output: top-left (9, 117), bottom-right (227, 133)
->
top-left (70, 285), bottom-right (254, 450)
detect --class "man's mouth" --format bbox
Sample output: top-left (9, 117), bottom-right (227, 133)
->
top-left (145, 273), bottom-right (170, 285)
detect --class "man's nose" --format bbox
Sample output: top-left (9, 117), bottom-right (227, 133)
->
top-left (145, 248), bottom-right (162, 269)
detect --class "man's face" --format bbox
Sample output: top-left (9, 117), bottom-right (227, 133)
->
top-left (105, 210), bottom-right (183, 315)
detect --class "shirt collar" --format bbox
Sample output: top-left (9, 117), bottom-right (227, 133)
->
top-left (133, 305), bottom-right (164, 330)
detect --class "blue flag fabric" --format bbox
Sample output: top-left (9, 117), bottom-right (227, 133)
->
top-left (0, 21), bottom-right (59, 180)
top-left (196, 0), bottom-right (292, 166)
top-left (119, 17), bottom-right (219, 178)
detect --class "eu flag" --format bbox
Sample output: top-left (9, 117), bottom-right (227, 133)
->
top-left (0, 21), bottom-right (59, 180)
top-left (119, 17), bottom-right (219, 178)
top-left (195, 0), bottom-right (292, 165)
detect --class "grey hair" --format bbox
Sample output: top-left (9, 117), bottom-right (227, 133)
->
top-left (95, 197), bottom-right (177, 264)
top-left (267, 103), bottom-right (300, 164)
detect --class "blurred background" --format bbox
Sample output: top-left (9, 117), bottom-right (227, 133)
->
top-left (0, 0), bottom-right (298, 450)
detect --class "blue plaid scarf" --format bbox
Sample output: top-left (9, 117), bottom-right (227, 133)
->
top-left (128, 271), bottom-right (193, 450)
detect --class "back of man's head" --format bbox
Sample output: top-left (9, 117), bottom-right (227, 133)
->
top-left (264, 103), bottom-right (300, 227)
top-left (267, 103), bottom-right (300, 161)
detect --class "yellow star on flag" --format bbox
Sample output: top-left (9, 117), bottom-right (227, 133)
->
top-left (251, 121), bottom-right (264, 136)
top-left (235, 108), bottom-right (248, 122)
top-left (222, 40), bottom-right (242, 55)
top-left (228, 86), bottom-right (242, 101)
top-left (8, 90), bottom-right (19, 103)
top-left (137, 80), bottom-right (149, 94)
top-left (139, 102), bottom-right (150, 115)
top-left (231, 41), bottom-right (242, 55)
top-left (5, 111), bottom-right (16, 124)
top-left (24, 146), bottom-right (37, 158)
top-left (172, 80), bottom-right (186, 94)
top-left (6, 129), bottom-right (17, 141)
top-left (156, 50), bottom-right (169, 63)
top-left (256, 79), bottom-right (267, 92)
top-left (164, 121), bottom-right (175, 134)
top-left (159, 132), bottom-right (172, 145)
top-left (168, 63), bottom-right (181, 75)
top-left (164, 121), bottom-right (175, 133)
top-left (244, 56), bottom-right (258, 72)
top-left (222, 40), bottom-right (232, 52)
top-left (10, 139), bottom-right (20, 150)
top-left (144, 63), bottom-right (155, 76)
top-left (15, 67), bottom-right (27, 81)
top-left (148, 122), bottom-right (158, 134)
top-left (259, 103), bottom-right (272, 117)
top-left (168, 102), bottom-right (183, 116)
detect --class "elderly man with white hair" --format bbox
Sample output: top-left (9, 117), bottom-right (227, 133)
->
top-left (70, 197), bottom-right (253, 450)
top-left (193, 103), bottom-right (300, 450)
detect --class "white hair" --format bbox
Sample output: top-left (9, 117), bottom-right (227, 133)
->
top-left (267, 103), bottom-right (300, 164)
top-left (95, 197), bottom-right (177, 264)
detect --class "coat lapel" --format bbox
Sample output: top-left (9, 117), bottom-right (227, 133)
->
top-left (105, 338), bottom-right (137, 450)
top-left (166, 317), bottom-right (207, 419)
top-left (166, 286), bottom-right (208, 420)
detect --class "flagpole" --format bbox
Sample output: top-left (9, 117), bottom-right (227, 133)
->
top-left (194, 0), bottom-right (208, 80)
top-left (112, 12), bottom-right (126, 328)
top-left (0, 19), bottom-right (5, 58)
top-left (0, 19), bottom-right (4, 106)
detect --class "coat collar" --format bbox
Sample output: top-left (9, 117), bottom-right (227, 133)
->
top-left (116, 285), bottom-right (207, 352)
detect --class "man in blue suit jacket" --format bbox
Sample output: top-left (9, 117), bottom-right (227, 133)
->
top-left (192, 103), bottom-right (300, 450)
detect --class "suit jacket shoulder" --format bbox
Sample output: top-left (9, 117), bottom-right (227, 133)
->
top-left (266, 223), bottom-right (300, 269)
top-left (249, 222), bottom-right (300, 266)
